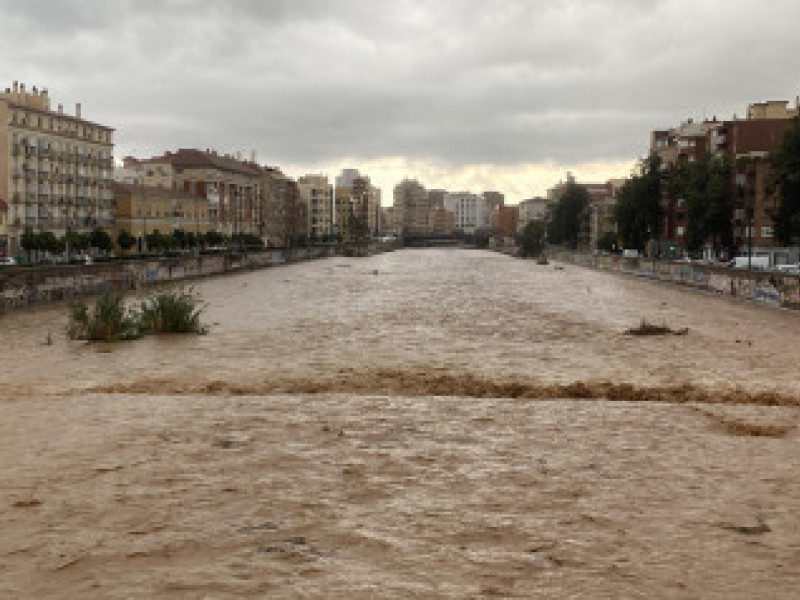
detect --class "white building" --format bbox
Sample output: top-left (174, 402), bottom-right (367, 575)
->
top-left (517, 197), bottom-right (550, 231)
top-left (443, 192), bottom-right (488, 234)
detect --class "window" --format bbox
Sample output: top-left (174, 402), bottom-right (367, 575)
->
top-left (761, 227), bottom-right (774, 238)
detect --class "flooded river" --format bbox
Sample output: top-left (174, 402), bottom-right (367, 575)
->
top-left (1, 249), bottom-right (799, 598)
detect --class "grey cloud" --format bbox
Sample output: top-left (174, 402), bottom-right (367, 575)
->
top-left (1, 0), bottom-right (799, 171)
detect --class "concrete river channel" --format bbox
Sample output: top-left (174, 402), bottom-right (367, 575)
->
top-left (1, 249), bottom-right (799, 598)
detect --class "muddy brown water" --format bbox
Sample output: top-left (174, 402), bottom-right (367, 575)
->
top-left (1, 249), bottom-right (799, 598)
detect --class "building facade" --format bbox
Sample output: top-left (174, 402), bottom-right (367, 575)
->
top-left (393, 179), bottom-right (430, 236)
top-left (491, 205), bottom-right (519, 240)
top-left (112, 182), bottom-right (209, 252)
top-left (298, 174), bottom-right (334, 240)
top-left (124, 149), bottom-right (263, 239)
top-left (262, 167), bottom-right (304, 247)
top-left (335, 169), bottom-right (381, 241)
top-left (444, 192), bottom-right (488, 234)
top-left (651, 99), bottom-right (797, 257)
top-left (517, 197), bottom-right (550, 232)
top-left (0, 81), bottom-right (115, 257)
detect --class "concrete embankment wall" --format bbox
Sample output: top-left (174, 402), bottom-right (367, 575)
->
top-left (0, 245), bottom-right (386, 315)
top-left (550, 250), bottom-right (800, 311)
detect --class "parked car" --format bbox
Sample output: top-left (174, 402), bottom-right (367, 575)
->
top-left (774, 264), bottom-right (800, 275)
top-left (0, 256), bottom-right (16, 266)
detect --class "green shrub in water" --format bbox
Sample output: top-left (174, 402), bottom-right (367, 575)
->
top-left (67, 288), bottom-right (206, 341)
top-left (67, 291), bottom-right (142, 342)
top-left (139, 288), bottom-right (205, 334)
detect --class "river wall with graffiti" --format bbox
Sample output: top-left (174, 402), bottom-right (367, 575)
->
top-left (551, 251), bottom-right (800, 311)
top-left (0, 245), bottom-right (385, 315)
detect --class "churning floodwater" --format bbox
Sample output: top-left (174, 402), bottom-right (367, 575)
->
top-left (1, 249), bottom-right (799, 598)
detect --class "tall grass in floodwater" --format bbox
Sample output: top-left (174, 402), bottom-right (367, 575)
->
top-left (139, 289), bottom-right (206, 335)
top-left (67, 288), bottom-right (205, 342)
top-left (67, 292), bottom-right (142, 341)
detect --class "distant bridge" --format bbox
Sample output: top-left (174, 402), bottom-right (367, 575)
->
top-left (402, 234), bottom-right (473, 247)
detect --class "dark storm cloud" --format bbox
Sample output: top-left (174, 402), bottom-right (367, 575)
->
top-left (1, 0), bottom-right (799, 169)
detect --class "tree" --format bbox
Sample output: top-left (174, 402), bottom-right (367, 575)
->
top-left (596, 231), bottom-right (618, 253)
top-left (670, 154), bottom-right (733, 255)
top-left (117, 229), bottom-right (136, 253)
top-left (90, 228), bottom-right (113, 254)
top-left (516, 220), bottom-right (547, 257)
top-left (614, 154), bottom-right (664, 253)
top-left (204, 230), bottom-right (224, 248)
top-left (64, 231), bottom-right (89, 253)
top-left (547, 179), bottom-right (590, 248)
top-left (21, 228), bottom-right (38, 260)
top-left (770, 116), bottom-right (800, 244)
top-left (145, 229), bottom-right (166, 254)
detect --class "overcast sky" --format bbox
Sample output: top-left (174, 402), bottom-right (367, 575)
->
top-left (2, 0), bottom-right (799, 202)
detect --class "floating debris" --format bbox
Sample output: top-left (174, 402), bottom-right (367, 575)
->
top-left (625, 319), bottom-right (688, 336)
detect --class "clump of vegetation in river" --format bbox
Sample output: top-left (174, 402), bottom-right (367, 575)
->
top-left (67, 291), bottom-right (142, 341)
top-left (67, 288), bottom-right (206, 342)
top-left (139, 288), bottom-right (206, 335)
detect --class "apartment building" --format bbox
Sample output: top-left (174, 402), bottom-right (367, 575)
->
top-left (491, 205), bottom-right (519, 239)
top-left (393, 179), bottom-right (430, 236)
top-left (429, 206), bottom-right (455, 235)
top-left (298, 174), bottom-right (334, 240)
top-left (0, 81), bottom-right (115, 256)
top-left (112, 182), bottom-right (209, 252)
top-left (483, 191), bottom-right (504, 211)
top-left (262, 167), bottom-right (304, 247)
top-left (444, 192), bottom-right (489, 234)
top-left (517, 197), bottom-right (550, 232)
top-left (124, 149), bottom-right (262, 238)
top-left (335, 169), bottom-right (381, 241)
top-left (652, 98), bottom-right (798, 254)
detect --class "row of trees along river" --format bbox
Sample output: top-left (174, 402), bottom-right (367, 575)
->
top-left (520, 115), bottom-right (800, 258)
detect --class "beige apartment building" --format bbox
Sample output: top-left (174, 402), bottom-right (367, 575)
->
top-left (112, 182), bottom-right (209, 252)
top-left (262, 167), bottom-right (305, 247)
top-left (393, 179), bottom-right (430, 236)
top-left (0, 81), bottom-right (115, 257)
top-left (298, 174), bottom-right (334, 240)
top-left (123, 149), bottom-right (262, 238)
top-left (335, 169), bottom-right (381, 241)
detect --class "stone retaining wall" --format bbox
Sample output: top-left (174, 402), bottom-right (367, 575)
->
top-left (550, 251), bottom-right (800, 311)
top-left (0, 244), bottom-right (382, 315)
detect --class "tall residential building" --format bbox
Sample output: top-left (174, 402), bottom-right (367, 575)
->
top-left (298, 174), bottom-right (334, 240)
top-left (0, 81), bottom-right (115, 256)
top-left (444, 192), bottom-right (488, 234)
top-left (651, 98), bottom-right (797, 255)
top-left (483, 191), bottom-right (504, 211)
top-left (393, 179), bottom-right (430, 236)
top-left (123, 149), bottom-right (263, 238)
top-left (335, 169), bottom-right (381, 241)
top-left (427, 189), bottom-right (446, 210)
top-left (262, 167), bottom-right (304, 247)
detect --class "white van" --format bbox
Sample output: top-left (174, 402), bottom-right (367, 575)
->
top-left (731, 256), bottom-right (770, 269)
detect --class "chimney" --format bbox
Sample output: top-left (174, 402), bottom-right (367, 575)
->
top-left (13, 81), bottom-right (18, 92)
top-left (20, 82), bottom-right (25, 93)
top-left (75, 103), bottom-right (82, 119)
top-left (58, 103), bottom-right (63, 114)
